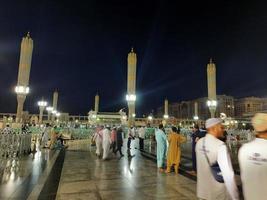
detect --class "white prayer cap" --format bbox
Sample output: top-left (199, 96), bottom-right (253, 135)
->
top-left (205, 118), bottom-right (222, 129)
top-left (252, 113), bottom-right (267, 132)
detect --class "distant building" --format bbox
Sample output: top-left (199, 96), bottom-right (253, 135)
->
top-left (235, 97), bottom-right (263, 117)
top-left (156, 95), bottom-right (235, 120)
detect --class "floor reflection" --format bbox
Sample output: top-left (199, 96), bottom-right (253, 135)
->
top-left (56, 139), bottom-right (197, 200)
top-left (0, 145), bottom-right (56, 199)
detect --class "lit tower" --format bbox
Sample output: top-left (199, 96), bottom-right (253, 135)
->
top-left (193, 102), bottom-right (199, 120)
top-left (126, 48), bottom-right (137, 126)
top-left (95, 93), bottom-right (99, 113)
top-left (52, 90), bottom-right (58, 121)
top-left (207, 58), bottom-right (217, 118)
top-left (164, 99), bottom-right (169, 119)
top-left (15, 32), bottom-right (33, 123)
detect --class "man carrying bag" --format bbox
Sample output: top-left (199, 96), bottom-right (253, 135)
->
top-left (196, 118), bottom-right (239, 200)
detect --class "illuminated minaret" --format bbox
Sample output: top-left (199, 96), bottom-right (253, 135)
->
top-left (15, 32), bottom-right (33, 123)
top-left (193, 102), bottom-right (199, 120)
top-left (52, 90), bottom-right (58, 121)
top-left (126, 48), bottom-right (137, 126)
top-left (164, 99), bottom-right (169, 119)
top-left (94, 93), bottom-right (99, 113)
top-left (207, 58), bottom-right (217, 118)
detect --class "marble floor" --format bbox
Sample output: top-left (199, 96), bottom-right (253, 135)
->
top-left (56, 140), bottom-right (197, 200)
top-left (0, 139), bottom-right (198, 199)
top-left (0, 148), bottom-right (59, 199)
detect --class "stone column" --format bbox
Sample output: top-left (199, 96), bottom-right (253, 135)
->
top-left (15, 32), bottom-right (33, 123)
top-left (164, 99), bottom-right (168, 116)
top-left (52, 90), bottom-right (58, 121)
top-left (39, 107), bottom-right (44, 124)
top-left (194, 102), bottom-right (198, 117)
top-left (127, 48), bottom-right (137, 126)
top-left (95, 94), bottom-right (99, 113)
top-left (207, 58), bottom-right (217, 118)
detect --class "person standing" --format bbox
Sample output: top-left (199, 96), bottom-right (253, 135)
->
top-left (155, 124), bottom-right (167, 173)
top-left (196, 118), bottom-right (239, 200)
top-left (41, 123), bottom-right (50, 148)
top-left (110, 127), bottom-right (117, 153)
top-left (239, 113), bottom-right (267, 200)
top-left (93, 126), bottom-right (103, 157)
top-left (127, 126), bottom-right (135, 149)
top-left (190, 124), bottom-right (206, 174)
top-left (138, 126), bottom-right (145, 150)
top-left (165, 126), bottom-right (186, 174)
top-left (114, 127), bottom-right (124, 157)
top-left (102, 126), bottom-right (112, 160)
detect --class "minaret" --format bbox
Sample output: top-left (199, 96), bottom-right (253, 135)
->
top-left (15, 32), bottom-right (33, 123)
top-left (164, 99), bottom-right (169, 119)
top-left (94, 93), bottom-right (99, 113)
top-left (52, 90), bottom-right (58, 121)
top-left (207, 58), bottom-right (217, 118)
top-left (126, 48), bottom-right (137, 126)
top-left (194, 102), bottom-right (198, 117)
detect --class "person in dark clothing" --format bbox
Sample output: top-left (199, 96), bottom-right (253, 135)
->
top-left (190, 124), bottom-right (206, 174)
top-left (114, 127), bottom-right (124, 157)
top-left (219, 130), bottom-right (228, 142)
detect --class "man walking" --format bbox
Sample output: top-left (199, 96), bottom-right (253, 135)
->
top-left (239, 113), bottom-right (267, 200)
top-left (196, 118), bottom-right (239, 200)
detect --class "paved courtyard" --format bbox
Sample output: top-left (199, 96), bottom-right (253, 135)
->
top-left (56, 140), bottom-right (197, 200)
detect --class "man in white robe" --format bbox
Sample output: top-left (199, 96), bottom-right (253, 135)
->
top-left (102, 126), bottom-right (112, 160)
top-left (196, 118), bottom-right (239, 200)
top-left (239, 113), bottom-right (267, 200)
top-left (41, 124), bottom-right (50, 148)
top-left (93, 126), bottom-right (103, 157)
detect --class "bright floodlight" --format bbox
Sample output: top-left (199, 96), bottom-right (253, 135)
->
top-left (193, 116), bottom-right (199, 120)
top-left (15, 86), bottom-right (29, 94)
top-left (132, 113), bottom-right (136, 118)
top-left (56, 112), bottom-right (61, 117)
top-left (148, 116), bottom-right (153, 121)
top-left (207, 100), bottom-right (217, 107)
top-left (163, 114), bottom-right (169, 119)
top-left (52, 110), bottom-right (57, 114)
top-left (122, 116), bottom-right (127, 120)
top-left (46, 106), bottom-right (53, 112)
top-left (92, 114), bottom-right (97, 119)
top-left (126, 94), bottom-right (136, 102)
top-left (38, 100), bottom-right (47, 107)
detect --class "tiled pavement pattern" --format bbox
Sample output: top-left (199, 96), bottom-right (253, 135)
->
top-left (56, 140), bottom-right (197, 200)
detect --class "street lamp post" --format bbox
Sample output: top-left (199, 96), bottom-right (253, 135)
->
top-left (126, 94), bottom-right (136, 126)
top-left (207, 100), bottom-right (217, 118)
top-left (38, 100), bottom-right (47, 124)
top-left (15, 33), bottom-right (33, 123)
top-left (15, 86), bottom-right (30, 123)
top-left (46, 106), bottom-right (53, 121)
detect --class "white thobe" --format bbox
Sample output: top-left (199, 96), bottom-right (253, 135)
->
top-left (138, 127), bottom-right (145, 139)
top-left (94, 131), bottom-right (102, 156)
top-left (238, 138), bottom-right (267, 200)
top-left (102, 128), bottom-right (111, 159)
top-left (196, 134), bottom-right (239, 200)
top-left (41, 128), bottom-right (49, 147)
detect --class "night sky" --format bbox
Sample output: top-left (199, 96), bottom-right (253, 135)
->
top-left (0, 1), bottom-right (267, 116)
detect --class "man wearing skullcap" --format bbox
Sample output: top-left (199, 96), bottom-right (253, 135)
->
top-left (196, 118), bottom-right (239, 200)
top-left (238, 113), bottom-right (267, 200)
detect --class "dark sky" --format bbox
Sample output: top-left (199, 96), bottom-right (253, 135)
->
top-left (0, 1), bottom-right (267, 116)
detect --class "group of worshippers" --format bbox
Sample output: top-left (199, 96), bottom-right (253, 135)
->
top-left (155, 124), bottom-right (186, 173)
top-left (126, 126), bottom-right (146, 150)
top-left (40, 124), bottom-right (66, 149)
top-left (195, 113), bottom-right (267, 200)
top-left (93, 125), bottom-right (124, 160)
